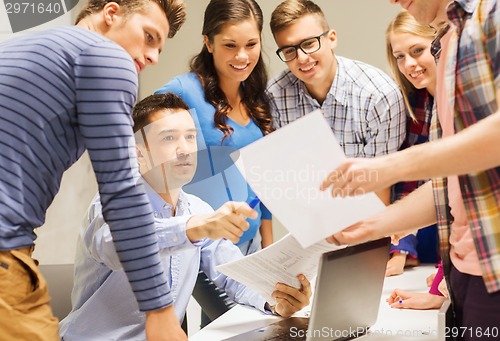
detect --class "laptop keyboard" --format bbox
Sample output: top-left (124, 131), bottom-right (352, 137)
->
top-left (258, 326), bottom-right (307, 341)
top-left (222, 317), bottom-right (309, 341)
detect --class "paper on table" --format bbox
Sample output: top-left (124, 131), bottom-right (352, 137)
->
top-left (216, 233), bottom-right (344, 304)
top-left (231, 110), bottom-right (386, 248)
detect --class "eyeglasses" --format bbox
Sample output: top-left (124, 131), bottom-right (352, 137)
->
top-left (276, 31), bottom-right (329, 62)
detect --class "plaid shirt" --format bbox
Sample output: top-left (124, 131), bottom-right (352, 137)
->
top-left (266, 56), bottom-right (406, 158)
top-left (431, 0), bottom-right (500, 293)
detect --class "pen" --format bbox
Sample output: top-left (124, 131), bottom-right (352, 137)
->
top-left (248, 197), bottom-right (260, 209)
top-left (395, 295), bottom-right (403, 304)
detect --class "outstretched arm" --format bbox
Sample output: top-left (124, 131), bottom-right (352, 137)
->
top-left (328, 182), bottom-right (436, 246)
top-left (321, 90), bottom-right (500, 198)
top-left (186, 201), bottom-right (257, 243)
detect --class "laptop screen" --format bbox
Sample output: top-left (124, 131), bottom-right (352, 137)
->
top-left (306, 237), bottom-right (390, 340)
top-left (223, 237), bottom-right (390, 341)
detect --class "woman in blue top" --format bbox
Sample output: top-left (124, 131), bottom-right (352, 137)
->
top-left (155, 0), bottom-right (274, 326)
top-left (156, 0), bottom-right (273, 256)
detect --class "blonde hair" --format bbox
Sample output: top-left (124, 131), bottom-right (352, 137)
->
top-left (270, 0), bottom-right (329, 35)
top-left (386, 11), bottom-right (436, 120)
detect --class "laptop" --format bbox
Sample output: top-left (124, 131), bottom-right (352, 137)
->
top-left (438, 299), bottom-right (452, 340)
top-left (223, 237), bottom-right (391, 341)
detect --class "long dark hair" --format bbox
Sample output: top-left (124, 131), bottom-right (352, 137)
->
top-left (190, 0), bottom-right (273, 143)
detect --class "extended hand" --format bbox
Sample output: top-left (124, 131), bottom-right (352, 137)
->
top-left (186, 201), bottom-right (257, 243)
top-left (320, 157), bottom-right (396, 198)
top-left (272, 274), bottom-right (312, 317)
top-left (325, 207), bottom-right (409, 246)
top-left (326, 220), bottom-right (376, 246)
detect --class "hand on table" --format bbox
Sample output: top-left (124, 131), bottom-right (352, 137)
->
top-left (387, 289), bottom-right (446, 310)
top-left (426, 272), bottom-right (436, 287)
top-left (385, 253), bottom-right (406, 277)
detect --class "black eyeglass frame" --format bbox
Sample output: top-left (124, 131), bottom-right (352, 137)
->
top-left (275, 31), bottom-right (330, 62)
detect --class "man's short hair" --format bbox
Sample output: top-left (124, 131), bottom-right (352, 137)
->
top-left (76, 0), bottom-right (186, 38)
top-left (270, 0), bottom-right (329, 35)
top-left (132, 93), bottom-right (190, 132)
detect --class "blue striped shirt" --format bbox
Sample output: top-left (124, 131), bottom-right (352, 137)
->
top-left (0, 26), bottom-right (171, 311)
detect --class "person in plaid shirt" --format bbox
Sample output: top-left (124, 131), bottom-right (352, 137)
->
top-left (267, 0), bottom-right (406, 211)
top-left (321, 1), bottom-right (500, 339)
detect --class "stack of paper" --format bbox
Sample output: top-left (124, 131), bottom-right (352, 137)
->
top-left (218, 110), bottom-right (386, 303)
top-left (217, 233), bottom-right (344, 304)
top-left (232, 110), bottom-right (385, 248)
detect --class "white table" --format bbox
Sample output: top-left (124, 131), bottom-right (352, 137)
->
top-left (190, 265), bottom-right (445, 340)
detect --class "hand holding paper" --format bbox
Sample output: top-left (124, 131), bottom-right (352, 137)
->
top-left (231, 110), bottom-right (386, 248)
top-left (216, 234), bottom-right (344, 304)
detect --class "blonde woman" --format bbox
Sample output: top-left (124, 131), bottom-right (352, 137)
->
top-left (384, 10), bottom-right (442, 277)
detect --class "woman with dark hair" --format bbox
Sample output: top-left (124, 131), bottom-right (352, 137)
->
top-left (155, 0), bottom-right (274, 326)
top-left (157, 0), bottom-right (272, 255)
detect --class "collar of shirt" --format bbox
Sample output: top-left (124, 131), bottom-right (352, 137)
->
top-left (431, 24), bottom-right (450, 60)
top-left (330, 56), bottom-right (348, 107)
top-left (448, 0), bottom-right (479, 32)
top-left (297, 55), bottom-right (347, 107)
top-left (453, 0), bottom-right (479, 14)
top-left (142, 179), bottom-right (191, 218)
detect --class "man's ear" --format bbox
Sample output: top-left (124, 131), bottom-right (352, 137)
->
top-left (203, 35), bottom-right (213, 53)
top-left (136, 144), bottom-right (150, 173)
top-left (325, 29), bottom-right (337, 50)
top-left (103, 2), bottom-right (121, 26)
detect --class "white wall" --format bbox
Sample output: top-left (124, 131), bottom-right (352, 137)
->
top-left (139, 0), bottom-right (400, 98)
top-left (139, 0), bottom-right (401, 243)
top-left (5, 0), bottom-right (400, 264)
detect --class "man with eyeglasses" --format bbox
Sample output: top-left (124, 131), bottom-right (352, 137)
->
top-left (266, 0), bottom-right (406, 208)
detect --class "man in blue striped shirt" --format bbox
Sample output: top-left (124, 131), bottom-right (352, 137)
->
top-left (0, 1), bottom-right (188, 340)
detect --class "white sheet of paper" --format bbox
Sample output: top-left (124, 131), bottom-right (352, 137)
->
top-left (216, 234), bottom-right (344, 304)
top-left (232, 110), bottom-right (386, 248)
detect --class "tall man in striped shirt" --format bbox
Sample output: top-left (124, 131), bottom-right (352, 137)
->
top-left (0, 1), bottom-right (195, 340)
top-left (322, 0), bottom-right (500, 339)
